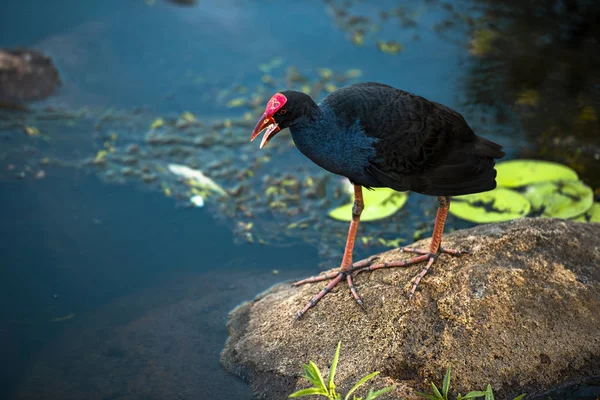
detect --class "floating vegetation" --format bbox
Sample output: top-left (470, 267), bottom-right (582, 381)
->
top-left (495, 159), bottom-right (579, 188)
top-left (450, 159), bottom-right (596, 223)
top-left (524, 180), bottom-right (593, 219)
top-left (58, 64), bottom-right (424, 265)
top-left (328, 188), bottom-right (408, 222)
top-left (324, 0), bottom-right (464, 54)
top-left (461, 0), bottom-right (600, 191)
top-left (469, 28), bottom-right (499, 57)
top-left (573, 203), bottom-right (600, 223)
top-left (451, 188), bottom-right (530, 223)
top-left (376, 40), bottom-right (402, 55)
top-left (51, 313), bottom-right (74, 323)
top-left (24, 125), bottom-right (40, 136)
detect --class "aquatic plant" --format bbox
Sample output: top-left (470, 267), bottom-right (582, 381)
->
top-left (449, 188), bottom-right (530, 223)
top-left (289, 341), bottom-right (395, 399)
top-left (573, 202), bottom-right (600, 222)
top-left (523, 180), bottom-right (593, 219)
top-left (494, 160), bottom-right (579, 188)
top-left (416, 367), bottom-right (526, 400)
top-left (329, 187), bottom-right (408, 222)
top-left (450, 159), bottom-right (598, 223)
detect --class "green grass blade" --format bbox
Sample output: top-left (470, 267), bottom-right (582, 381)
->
top-left (344, 371), bottom-right (380, 400)
top-left (460, 391), bottom-right (487, 399)
top-left (366, 386), bottom-right (395, 399)
top-left (442, 367), bottom-right (451, 400)
top-left (289, 387), bottom-right (329, 398)
top-left (485, 384), bottom-right (494, 400)
top-left (431, 382), bottom-right (443, 400)
top-left (328, 341), bottom-right (342, 393)
top-left (301, 364), bottom-right (319, 388)
top-left (512, 394), bottom-right (526, 400)
top-left (309, 361), bottom-right (328, 392)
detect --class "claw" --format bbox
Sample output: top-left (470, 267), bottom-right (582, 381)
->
top-left (294, 269), bottom-right (365, 319)
top-left (439, 246), bottom-right (469, 256)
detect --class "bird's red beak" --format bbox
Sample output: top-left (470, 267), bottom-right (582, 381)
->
top-left (250, 113), bottom-right (280, 149)
top-left (250, 93), bottom-right (287, 149)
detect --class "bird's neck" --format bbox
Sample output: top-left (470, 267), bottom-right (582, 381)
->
top-left (288, 104), bottom-right (378, 182)
top-left (288, 105), bottom-right (326, 153)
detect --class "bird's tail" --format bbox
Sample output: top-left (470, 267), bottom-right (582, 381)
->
top-left (474, 136), bottom-right (505, 159)
top-left (418, 136), bottom-right (504, 196)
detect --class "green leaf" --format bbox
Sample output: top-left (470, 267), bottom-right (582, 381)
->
top-left (344, 372), bottom-right (380, 400)
top-left (415, 392), bottom-right (441, 400)
top-left (328, 341), bottom-right (342, 394)
top-left (442, 367), bottom-right (451, 400)
top-left (329, 191), bottom-right (407, 222)
top-left (485, 384), bottom-right (495, 400)
top-left (523, 180), bottom-right (593, 219)
top-left (431, 382), bottom-right (443, 400)
top-left (365, 386), bottom-right (395, 399)
top-left (307, 361), bottom-right (328, 392)
top-left (495, 160), bottom-right (578, 188)
top-left (301, 364), bottom-right (318, 387)
top-left (512, 394), bottom-right (526, 400)
top-left (572, 202), bottom-right (600, 222)
top-left (450, 188), bottom-right (530, 223)
top-left (289, 387), bottom-right (329, 398)
top-left (460, 391), bottom-right (487, 399)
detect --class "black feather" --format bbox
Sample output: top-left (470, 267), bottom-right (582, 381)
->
top-left (274, 82), bottom-right (505, 197)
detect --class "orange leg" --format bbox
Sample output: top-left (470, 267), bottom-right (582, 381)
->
top-left (293, 184), bottom-right (365, 319)
top-left (352, 196), bottom-right (466, 298)
top-left (293, 195), bottom-right (467, 319)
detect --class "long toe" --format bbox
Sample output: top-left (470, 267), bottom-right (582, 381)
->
top-left (408, 256), bottom-right (437, 299)
top-left (346, 274), bottom-right (365, 310)
top-left (294, 268), bottom-right (367, 319)
top-left (295, 272), bottom-right (345, 320)
top-left (292, 271), bottom-right (340, 287)
top-left (439, 246), bottom-right (469, 256)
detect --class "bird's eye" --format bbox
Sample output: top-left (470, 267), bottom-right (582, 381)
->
top-left (278, 109), bottom-right (287, 115)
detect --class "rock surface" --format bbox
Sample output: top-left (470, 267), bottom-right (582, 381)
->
top-left (221, 218), bottom-right (600, 399)
top-left (0, 48), bottom-right (60, 107)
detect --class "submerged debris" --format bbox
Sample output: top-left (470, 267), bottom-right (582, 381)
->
top-left (167, 164), bottom-right (227, 196)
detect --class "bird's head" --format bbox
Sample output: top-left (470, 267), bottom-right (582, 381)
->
top-left (250, 90), bottom-right (316, 148)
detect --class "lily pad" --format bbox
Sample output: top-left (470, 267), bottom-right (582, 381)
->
top-left (496, 160), bottom-right (579, 188)
top-left (523, 180), bottom-right (594, 219)
top-left (329, 188), bottom-right (407, 222)
top-left (450, 188), bottom-right (530, 223)
top-left (572, 203), bottom-right (600, 223)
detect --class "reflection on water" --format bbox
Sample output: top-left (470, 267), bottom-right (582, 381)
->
top-left (462, 0), bottom-right (600, 188)
top-left (1, 0), bottom-right (599, 399)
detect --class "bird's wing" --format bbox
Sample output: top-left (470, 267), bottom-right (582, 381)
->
top-left (322, 82), bottom-right (503, 195)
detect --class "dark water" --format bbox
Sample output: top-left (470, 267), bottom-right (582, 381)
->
top-left (0, 168), bottom-right (318, 399)
top-left (1, 0), bottom-right (598, 399)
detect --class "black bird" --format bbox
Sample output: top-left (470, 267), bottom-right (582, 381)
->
top-left (251, 82), bottom-right (504, 319)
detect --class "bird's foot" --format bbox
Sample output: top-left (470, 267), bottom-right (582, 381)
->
top-left (353, 246), bottom-right (469, 299)
top-left (292, 260), bottom-right (373, 320)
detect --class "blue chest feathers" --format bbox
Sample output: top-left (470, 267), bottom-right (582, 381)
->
top-left (288, 106), bottom-right (379, 185)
